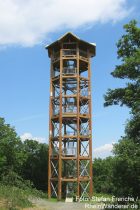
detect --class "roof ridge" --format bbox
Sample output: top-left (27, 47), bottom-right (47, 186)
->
top-left (58, 32), bottom-right (80, 41)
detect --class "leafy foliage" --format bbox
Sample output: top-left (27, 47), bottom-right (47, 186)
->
top-left (0, 118), bottom-right (25, 176)
top-left (22, 140), bottom-right (48, 191)
top-left (93, 157), bottom-right (115, 194)
top-left (104, 20), bottom-right (140, 116)
top-left (0, 117), bottom-right (48, 192)
top-left (103, 20), bottom-right (140, 198)
top-left (0, 184), bottom-right (32, 210)
top-left (112, 138), bottom-right (140, 197)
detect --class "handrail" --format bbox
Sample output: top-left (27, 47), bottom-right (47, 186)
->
top-left (63, 67), bottom-right (77, 74)
top-left (62, 49), bottom-right (76, 56)
top-left (52, 49), bottom-right (88, 58)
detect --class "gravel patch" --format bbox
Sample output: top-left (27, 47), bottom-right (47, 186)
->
top-left (25, 198), bottom-right (103, 210)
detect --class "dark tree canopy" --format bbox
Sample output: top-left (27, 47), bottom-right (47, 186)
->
top-left (22, 140), bottom-right (48, 191)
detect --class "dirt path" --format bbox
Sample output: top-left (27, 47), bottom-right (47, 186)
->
top-left (24, 198), bottom-right (103, 210)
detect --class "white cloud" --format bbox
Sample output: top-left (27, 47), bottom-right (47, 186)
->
top-left (20, 132), bottom-right (47, 143)
top-left (93, 142), bottom-right (115, 158)
top-left (0, 0), bottom-right (132, 47)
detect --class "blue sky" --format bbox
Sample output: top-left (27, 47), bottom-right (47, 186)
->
top-left (0, 0), bottom-right (139, 158)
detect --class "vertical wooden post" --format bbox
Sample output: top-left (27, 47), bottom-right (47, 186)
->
top-left (77, 43), bottom-right (80, 197)
top-left (48, 57), bottom-right (53, 199)
top-left (58, 46), bottom-right (63, 200)
top-left (88, 52), bottom-right (93, 197)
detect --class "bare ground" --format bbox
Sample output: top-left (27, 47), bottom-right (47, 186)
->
top-left (24, 198), bottom-right (103, 210)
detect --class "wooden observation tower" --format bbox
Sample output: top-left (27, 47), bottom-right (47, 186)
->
top-left (46, 32), bottom-right (96, 200)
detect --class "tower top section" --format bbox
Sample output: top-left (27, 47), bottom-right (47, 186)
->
top-left (45, 32), bottom-right (96, 58)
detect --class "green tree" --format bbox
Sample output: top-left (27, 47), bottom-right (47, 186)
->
top-left (93, 157), bottom-right (115, 194)
top-left (0, 117), bottom-right (49, 192)
top-left (112, 138), bottom-right (140, 197)
top-left (0, 117), bottom-right (25, 177)
top-left (104, 20), bottom-right (140, 197)
top-left (22, 139), bottom-right (49, 191)
top-left (104, 20), bottom-right (140, 142)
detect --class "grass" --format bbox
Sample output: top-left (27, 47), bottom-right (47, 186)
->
top-left (47, 198), bottom-right (58, 202)
top-left (94, 192), bottom-right (113, 198)
top-left (0, 184), bottom-right (48, 210)
top-left (0, 184), bottom-right (32, 210)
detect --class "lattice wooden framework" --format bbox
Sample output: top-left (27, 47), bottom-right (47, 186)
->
top-left (46, 32), bottom-right (96, 200)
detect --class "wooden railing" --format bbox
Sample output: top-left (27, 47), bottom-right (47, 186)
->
top-left (52, 49), bottom-right (88, 61)
top-left (63, 67), bottom-right (77, 75)
top-left (62, 49), bottom-right (76, 56)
